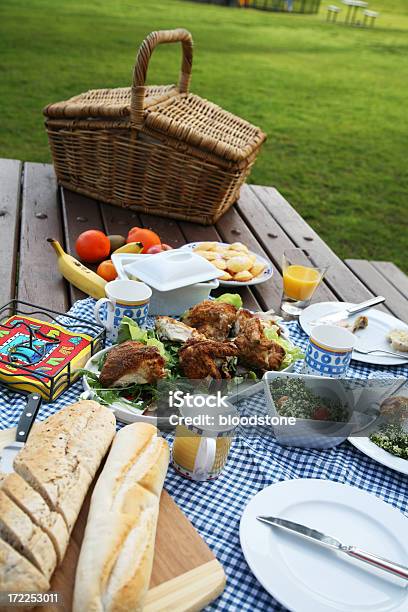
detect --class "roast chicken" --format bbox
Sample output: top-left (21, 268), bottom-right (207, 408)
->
top-left (99, 341), bottom-right (166, 387)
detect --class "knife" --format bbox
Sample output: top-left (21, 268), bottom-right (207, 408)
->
top-left (257, 515), bottom-right (408, 580)
top-left (0, 393), bottom-right (42, 473)
top-left (315, 296), bottom-right (385, 326)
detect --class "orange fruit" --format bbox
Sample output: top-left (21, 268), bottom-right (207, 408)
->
top-left (96, 260), bottom-right (117, 281)
top-left (76, 230), bottom-right (110, 263)
top-left (126, 228), bottom-right (161, 253)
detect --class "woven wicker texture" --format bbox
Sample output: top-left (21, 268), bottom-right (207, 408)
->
top-left (44, 85), bottom-right (178, 119)
top-left (44, 29), bottom-right (266, 225)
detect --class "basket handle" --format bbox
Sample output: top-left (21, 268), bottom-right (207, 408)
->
top-left (131, 29), bottom-right (193, 128)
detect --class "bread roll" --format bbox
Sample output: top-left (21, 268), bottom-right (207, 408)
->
top-left (73, 423), bottom-right (169, 612)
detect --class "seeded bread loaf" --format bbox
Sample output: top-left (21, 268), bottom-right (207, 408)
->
top-left (0, 400), bottom-right (116, 595)
top-left (13, 400), bottom-right (116, 530)
top-left (1, 473), bottom-right (69, 563)
top-left (0, 538), bottom-right (50, 592)
top-left (0, 490), bottom-right (56, 580)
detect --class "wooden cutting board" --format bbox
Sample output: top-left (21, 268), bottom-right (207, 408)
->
top-left (0, 428), bottom-right (226, 612)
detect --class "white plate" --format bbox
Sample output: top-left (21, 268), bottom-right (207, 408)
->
top-left (82, 347), bottom-right (159, 425)
top-left (349, 437), bottom-right (408, 476)
top-left (300, 302), bottom-right (408, 366)
top-left (240, 479), bottom-right (408, 612)
top-left (180, 242), bottom-right (273, 286)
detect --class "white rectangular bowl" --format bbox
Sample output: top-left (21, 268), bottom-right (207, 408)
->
top-left (263, 371), bottom-right (356, 449)
top-left (111, 253), bottom-right (219, 316)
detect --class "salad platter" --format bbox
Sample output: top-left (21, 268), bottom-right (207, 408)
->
top-left (348, 381), bottom-right (408, 475)
top-left (82, 294), bottom-right (304, 423)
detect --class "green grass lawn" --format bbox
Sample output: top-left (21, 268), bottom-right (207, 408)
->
top-left (1, 0), bottom-right (407, 270)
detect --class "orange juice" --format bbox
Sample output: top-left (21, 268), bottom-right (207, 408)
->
top-left (283, 265), bottom-right (321, 301)
top-left (172, 425), bottom-right (232, 477)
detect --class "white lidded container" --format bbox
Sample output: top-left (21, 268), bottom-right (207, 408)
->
top-left (263, 371), bottom-right (357, 449)
top-left (111, 252), bottom-right (220, 316)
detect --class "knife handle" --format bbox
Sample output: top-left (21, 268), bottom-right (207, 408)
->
top-left (15, 394), bottom-right (42, 444)
top-left (346, 546), bottom-right (408, 580)
top-left (347, 296), bottom-right (385, 315)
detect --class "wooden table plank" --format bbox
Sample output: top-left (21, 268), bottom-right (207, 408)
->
top-left (0, 159), bottom-right (21, 306)
top-left (18, 163), bottom-right (68, 312)
top-left (178, 220), bottom-right (261, 312)
top-left (139, 214), bottom-right (185, 250)
top-left (251, 185), bottom-right (391, 315)
top-left (371, 261), bottom-right (408, 300)
top-left (345, 259), bottom-right (408, 323)
top-left (99, 202), bottom-right (142, 237)
top-left (61, 189), bottom-right (105, 305)
top-left (237, 185), bottom-right (337, 305)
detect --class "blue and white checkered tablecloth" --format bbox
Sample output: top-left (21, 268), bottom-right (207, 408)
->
top-left (1, 298), bottom-right (407, 611)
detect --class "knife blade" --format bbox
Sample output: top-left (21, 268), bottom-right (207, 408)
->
top-left (257, 515), bottom-right (408, 580)
top-left (0, 393), bottom-right (42, 473)
top-left (314, 296), bottom-right (385, 326)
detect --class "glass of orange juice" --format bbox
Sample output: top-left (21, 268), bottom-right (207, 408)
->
top-left (281, 248), bottom-right (329, 318)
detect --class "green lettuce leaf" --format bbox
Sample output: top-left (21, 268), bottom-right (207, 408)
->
top-left (117, 316), bottom-right (148, 344)
top-left (146, 337), bottom-right (166, 356)
top-left (215, 293), bottom-right (243, 309)
top-left (264, 327), bottom-right (304, 370)
top-left (117, 317), bottom-right (166, 357)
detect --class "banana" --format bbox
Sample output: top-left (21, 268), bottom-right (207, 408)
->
top-left (48, 239), bottom-right (107, 299)
top-left (112, 241), bottom-right (143, 255)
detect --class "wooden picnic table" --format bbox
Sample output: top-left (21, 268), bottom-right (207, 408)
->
top-left (342, 0), bottom-right (368, 25)
top-left (1, 158), bottom-right (407, 323)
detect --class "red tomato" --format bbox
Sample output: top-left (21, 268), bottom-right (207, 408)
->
top-left (313, 407), bottom-right (330, 421)
top-left (75, 230), bottom-right (110, 263)
top-left (126, 228), bottom-right (161, 253)
top-left (146, 243), bottom-right (173, 254)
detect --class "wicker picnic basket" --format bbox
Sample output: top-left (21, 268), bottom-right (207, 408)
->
top-left (43, 29), bottom-right (266, 225)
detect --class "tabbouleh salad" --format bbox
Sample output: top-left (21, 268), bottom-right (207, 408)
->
top-left (270, 378), bottom-right (349, 422)
top-left (370, 425), bottom-right (408, 460)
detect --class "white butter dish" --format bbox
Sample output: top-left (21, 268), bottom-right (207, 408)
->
top-left (123, 250), bottom-right (223, 291)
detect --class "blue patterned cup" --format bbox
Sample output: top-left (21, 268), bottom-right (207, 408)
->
top-left (303, 325), bottom-right (355, 378)
top-left (94, 279), bottom-right (152, 342)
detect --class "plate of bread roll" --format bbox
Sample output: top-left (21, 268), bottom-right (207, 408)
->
top-left (181, 242), bottom-right (273, 286)
top-left (0, 401), bottom-right (226, 610)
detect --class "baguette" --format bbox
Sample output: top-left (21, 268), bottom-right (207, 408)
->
top-left (73, 423), bottom-right (169, 612)
top-left (1, 473), bottom-right (69, 564)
